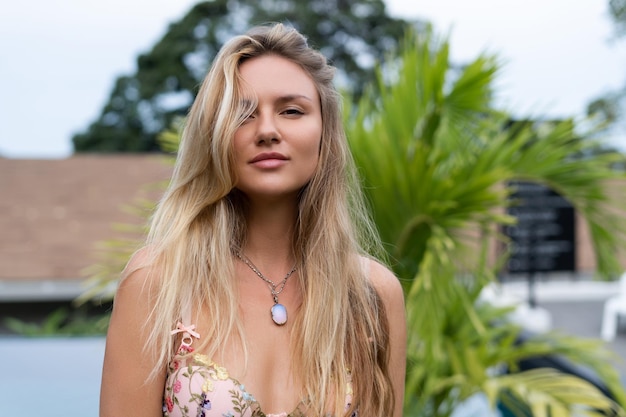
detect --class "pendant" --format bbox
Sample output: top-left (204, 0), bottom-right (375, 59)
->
top-left (271, 303), bottom-right (288, 325)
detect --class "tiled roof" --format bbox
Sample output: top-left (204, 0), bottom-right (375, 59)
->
top-left (0, 155), bottom-right (172, 282)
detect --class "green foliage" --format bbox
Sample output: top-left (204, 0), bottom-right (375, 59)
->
top-left (489, 368), bottom-right (623, 417)
top-left (611, 0), bottom-right (626, 37)
top-left (72, 0), bottom-right (417, 153)
top-left (345, 28), bottom-right (626, 417)
top-left (585, 0), bottom-right (626, 135)
top-left (4, 306), bottom-right (110, 336)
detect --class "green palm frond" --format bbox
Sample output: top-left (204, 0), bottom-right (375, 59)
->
top-left (486, 368), bottom-right (625, 417)
top-left (346, 27), bottom-right (626, 417)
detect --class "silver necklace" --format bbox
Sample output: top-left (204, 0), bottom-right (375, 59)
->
top-left (236, 252), bottom-right (297, 326)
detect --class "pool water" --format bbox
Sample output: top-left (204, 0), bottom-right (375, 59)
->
top-left (0, 337), bottom-right (105, 417)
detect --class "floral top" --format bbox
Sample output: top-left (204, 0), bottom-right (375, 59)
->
top-left (162, 322), bottom-right (355, 417)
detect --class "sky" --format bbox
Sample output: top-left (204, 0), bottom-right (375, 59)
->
top-left (0, 0), bottom-right (624, 158)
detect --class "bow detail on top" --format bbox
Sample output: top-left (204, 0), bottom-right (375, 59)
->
top-left (171, 322), bottom-right (200, 339)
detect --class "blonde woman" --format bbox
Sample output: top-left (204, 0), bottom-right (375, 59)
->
top-left (100, 23), bottom-right (406, 417)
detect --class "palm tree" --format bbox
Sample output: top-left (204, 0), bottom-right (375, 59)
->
top-left (345, 29), bottom-right (626, 416)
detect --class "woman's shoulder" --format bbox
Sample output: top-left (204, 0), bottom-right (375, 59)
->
top-left (123, 245), bottom-right (154, 273)
top-left (101, 247), bottom-right (166, 416)
top-left (116, 246), bottom-right (160, 302)
top-left (107, 247), bottom-right (162, 352)
top-left (361, 257), bottom-right (404, 306)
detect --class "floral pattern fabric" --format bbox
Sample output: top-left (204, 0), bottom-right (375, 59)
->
top-left (163, 323), bottom-right (356, 417)
top-left (163, 349), bottom-right (308, 417)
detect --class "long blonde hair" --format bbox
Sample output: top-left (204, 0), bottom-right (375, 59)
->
top-left (135, 23), bottom-right (394, 416)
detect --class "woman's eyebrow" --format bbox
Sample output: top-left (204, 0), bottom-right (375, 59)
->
top-left (240, 94), bottom-right (313, 108)
top-left (275, 94), bottom-right (313, 104)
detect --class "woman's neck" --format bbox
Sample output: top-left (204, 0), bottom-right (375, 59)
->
top-left (242, 198), bottom-right (297, 267)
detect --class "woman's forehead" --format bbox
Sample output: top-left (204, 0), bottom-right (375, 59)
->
top-left (238, 55), bottom-right (319, 101)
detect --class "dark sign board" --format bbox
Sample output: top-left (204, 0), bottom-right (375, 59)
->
top-left (504, 181), bottom-right (576, 274)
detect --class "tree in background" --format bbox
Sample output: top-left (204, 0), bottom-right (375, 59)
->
top-left (72, 0), bottom-right (415, 152)
top-left (586, 0), bottom-right (626, 130)
top-left (610, 0), bottom-right (626, 36)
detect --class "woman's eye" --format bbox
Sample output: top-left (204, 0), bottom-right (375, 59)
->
top-left (283, 108), bottom-right (304, 116)
top-left (241, 113), bottom-right (256, 124)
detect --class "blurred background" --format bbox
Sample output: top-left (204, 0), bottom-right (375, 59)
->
top-left (1, 1), bottom-right (626, 416)
top-left (1, 0), bottom-right (624, 158)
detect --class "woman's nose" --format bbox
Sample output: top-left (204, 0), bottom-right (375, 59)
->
top-left (255, 113), bottom-right (281, 145)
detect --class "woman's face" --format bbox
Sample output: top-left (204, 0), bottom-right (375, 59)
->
top-left (233, 54), bottom-right (322, 203)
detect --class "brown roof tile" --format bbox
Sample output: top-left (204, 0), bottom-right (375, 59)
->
top-left (0, 155), bottom-right (172, 281)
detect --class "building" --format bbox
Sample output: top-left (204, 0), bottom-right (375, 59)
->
top-left (0, 155), bottom-right (172, 308)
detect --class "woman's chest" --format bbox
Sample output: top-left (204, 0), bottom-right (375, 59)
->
top-left (163, 354), bottom-right (307, 417)
top-left (194, 308), bottom-right (302, 408)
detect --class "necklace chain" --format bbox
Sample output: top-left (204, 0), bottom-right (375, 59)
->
top-left (236, 252), bottom-right (297, 304)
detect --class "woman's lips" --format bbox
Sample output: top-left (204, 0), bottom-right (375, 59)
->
top-left (249, 152), bottom-right (288, 168)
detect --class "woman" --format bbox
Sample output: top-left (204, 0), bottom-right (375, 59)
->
top-left (100, 23), bottom-right (406, 417)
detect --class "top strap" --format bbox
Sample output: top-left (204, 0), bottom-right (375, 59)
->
top-left (182, 302), bottom-right (192, 326)
top-left (170, 303), bottom-right (200, 351)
